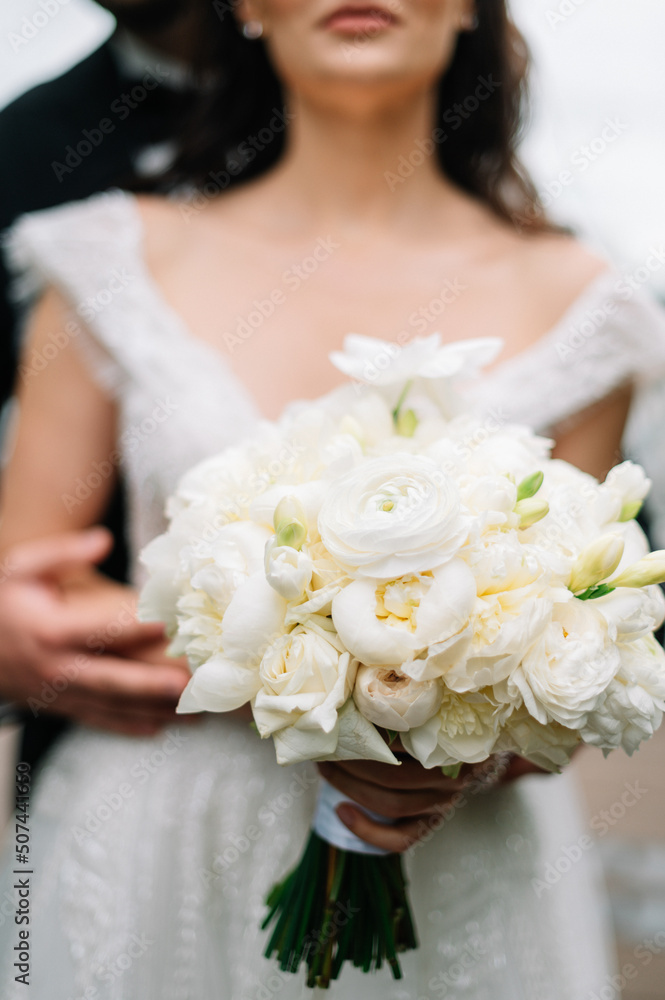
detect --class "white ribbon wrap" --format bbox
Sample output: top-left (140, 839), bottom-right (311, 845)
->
top-left (312, 778), bottom-right (392, 856)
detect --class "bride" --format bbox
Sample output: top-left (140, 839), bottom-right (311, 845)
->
top-left (2, 0), bottom-right (665, 996)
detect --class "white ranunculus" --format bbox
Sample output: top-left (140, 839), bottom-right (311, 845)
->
top-left (353, 665), bottom-right (442, 732)
top-left (510, 601), bottom-right (620, 729)
top-left (332, 559), bottom-right (476, 667)
top-left (402, 687), bottom-right (502, 767)
top-left (264, 540), bottom-right (313, 601)
top-left (581, 635), bottom-right (665, 755)
top-left (318, 454), bottom-right (468, 579)
top-left (329, 333), bottom-right (501, 387)
top-left (253, 626), bottom-right (356, 739)
top-left (499, 708), bottom-right (581, 772)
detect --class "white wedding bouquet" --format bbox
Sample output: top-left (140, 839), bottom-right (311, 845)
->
top-left (139, 334), bottom-right (665, 987)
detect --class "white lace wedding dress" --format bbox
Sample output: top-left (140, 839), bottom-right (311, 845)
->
top-left (3, 190), bottom-right (665, 1000)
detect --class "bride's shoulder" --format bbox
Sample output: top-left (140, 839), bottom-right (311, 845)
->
top-left (511, 230), bottom-right (610, 308)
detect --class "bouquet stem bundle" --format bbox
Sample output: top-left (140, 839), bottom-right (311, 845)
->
top-left (263, 830), bottom-right (417, 988)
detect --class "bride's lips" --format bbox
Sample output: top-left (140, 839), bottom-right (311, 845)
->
top-left (320, 3), bottom-right (400, 35)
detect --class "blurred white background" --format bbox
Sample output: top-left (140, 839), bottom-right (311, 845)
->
top-left (0, 0), bottom-right (664, 292)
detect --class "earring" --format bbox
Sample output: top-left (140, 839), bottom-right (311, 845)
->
top-left (460, 11), bottom-right (479, 31)
top-left (242, 20), bottom-right (264, 39)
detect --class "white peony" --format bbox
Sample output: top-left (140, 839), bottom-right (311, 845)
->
top-left (352, 665), bottom-right (442, 732)
top-left (581, 634), bottom-right (665, 754)
top-left (253, 626), bottom-right (356, 742)
top-left (402, 687), bottom-right (503, 767)
top-left (439, 531), bottom-right (555, 692)
top-left (332, 559), bottom-right (476, 667)
top-left (499, 708), bottom-right (581, 772)
top-left (318, 454), bottom-right (469, 579)
top-left (510, 601), bottom-right (620, 729)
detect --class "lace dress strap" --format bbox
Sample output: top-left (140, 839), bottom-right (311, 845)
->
top-left (468, 270), bottom-right (665, 433)
top-left (4, 188), bottom-right (197, 400)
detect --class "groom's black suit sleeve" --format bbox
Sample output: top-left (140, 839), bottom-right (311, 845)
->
top-left (0, 40), bottom-right (194, 770)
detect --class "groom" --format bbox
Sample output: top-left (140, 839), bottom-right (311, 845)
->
top-left (0, 0), bottom-right (210, 769)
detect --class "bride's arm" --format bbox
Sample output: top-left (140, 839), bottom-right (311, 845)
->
top-left (0, 287), bottom-right (191, 734)
top-left (322, 387), bottom-right (634, 852)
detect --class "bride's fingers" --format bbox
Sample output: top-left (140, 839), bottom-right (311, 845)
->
top-left (322, 757), bottom-right (468, 793)
top-left (318, 762), bottom-right (455, 819)
top-left (335, 803), bottom-right (440, 854)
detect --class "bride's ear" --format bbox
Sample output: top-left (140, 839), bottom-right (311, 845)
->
top-left (235, 0), bottom-right (268, 39)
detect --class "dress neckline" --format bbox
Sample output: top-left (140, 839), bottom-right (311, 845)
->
top-left (118, 189), bottom-right (618, 423)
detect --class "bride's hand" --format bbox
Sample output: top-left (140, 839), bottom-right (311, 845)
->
top-left (317, 752), bottom-right (548, 853)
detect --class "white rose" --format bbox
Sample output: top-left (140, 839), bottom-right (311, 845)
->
top-left (253, 626), bottom-right (356, 740)
top-left (510, 601), bottom-right (620, 729)
top-left (332, 558), bottom-right (476, 667)
top-left (581, 634), bottom-right (665, 755)
top-left (402, 687), bottom-right (502, 767)
top-left (353, 665), bottom-right (442, 732)
top-left (265, 540), bottom-right (313, 601)
top-left (318, 454), bottom-right (468, 579)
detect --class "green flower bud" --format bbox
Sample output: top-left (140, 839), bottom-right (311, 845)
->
top-left (611, 551), bottom-right (665, 589)
top-left (569, 535), bottom-right (625, 594)
top-left (396, 408), bottom-right (418, 438)
top-left (273, 496), bottom-right (308, 551)
top-left (619, 499), bottom-right (643, 522)
top-left (516, 471), bottom-right (544, 502)
top-left (515, 498), bottom-right (549, 528)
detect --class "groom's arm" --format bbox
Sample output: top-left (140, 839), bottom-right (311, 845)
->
top-left (0, 287), bottom-right (190, 735)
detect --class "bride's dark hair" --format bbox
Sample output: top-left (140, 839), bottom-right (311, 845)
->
top-left (166, 0), bottom-right (548, 231)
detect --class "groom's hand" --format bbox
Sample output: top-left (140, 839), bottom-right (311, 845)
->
top-left (0, 528), bottom-right (190, 736)
top-left (318, 751), bottom-right (548, 853)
